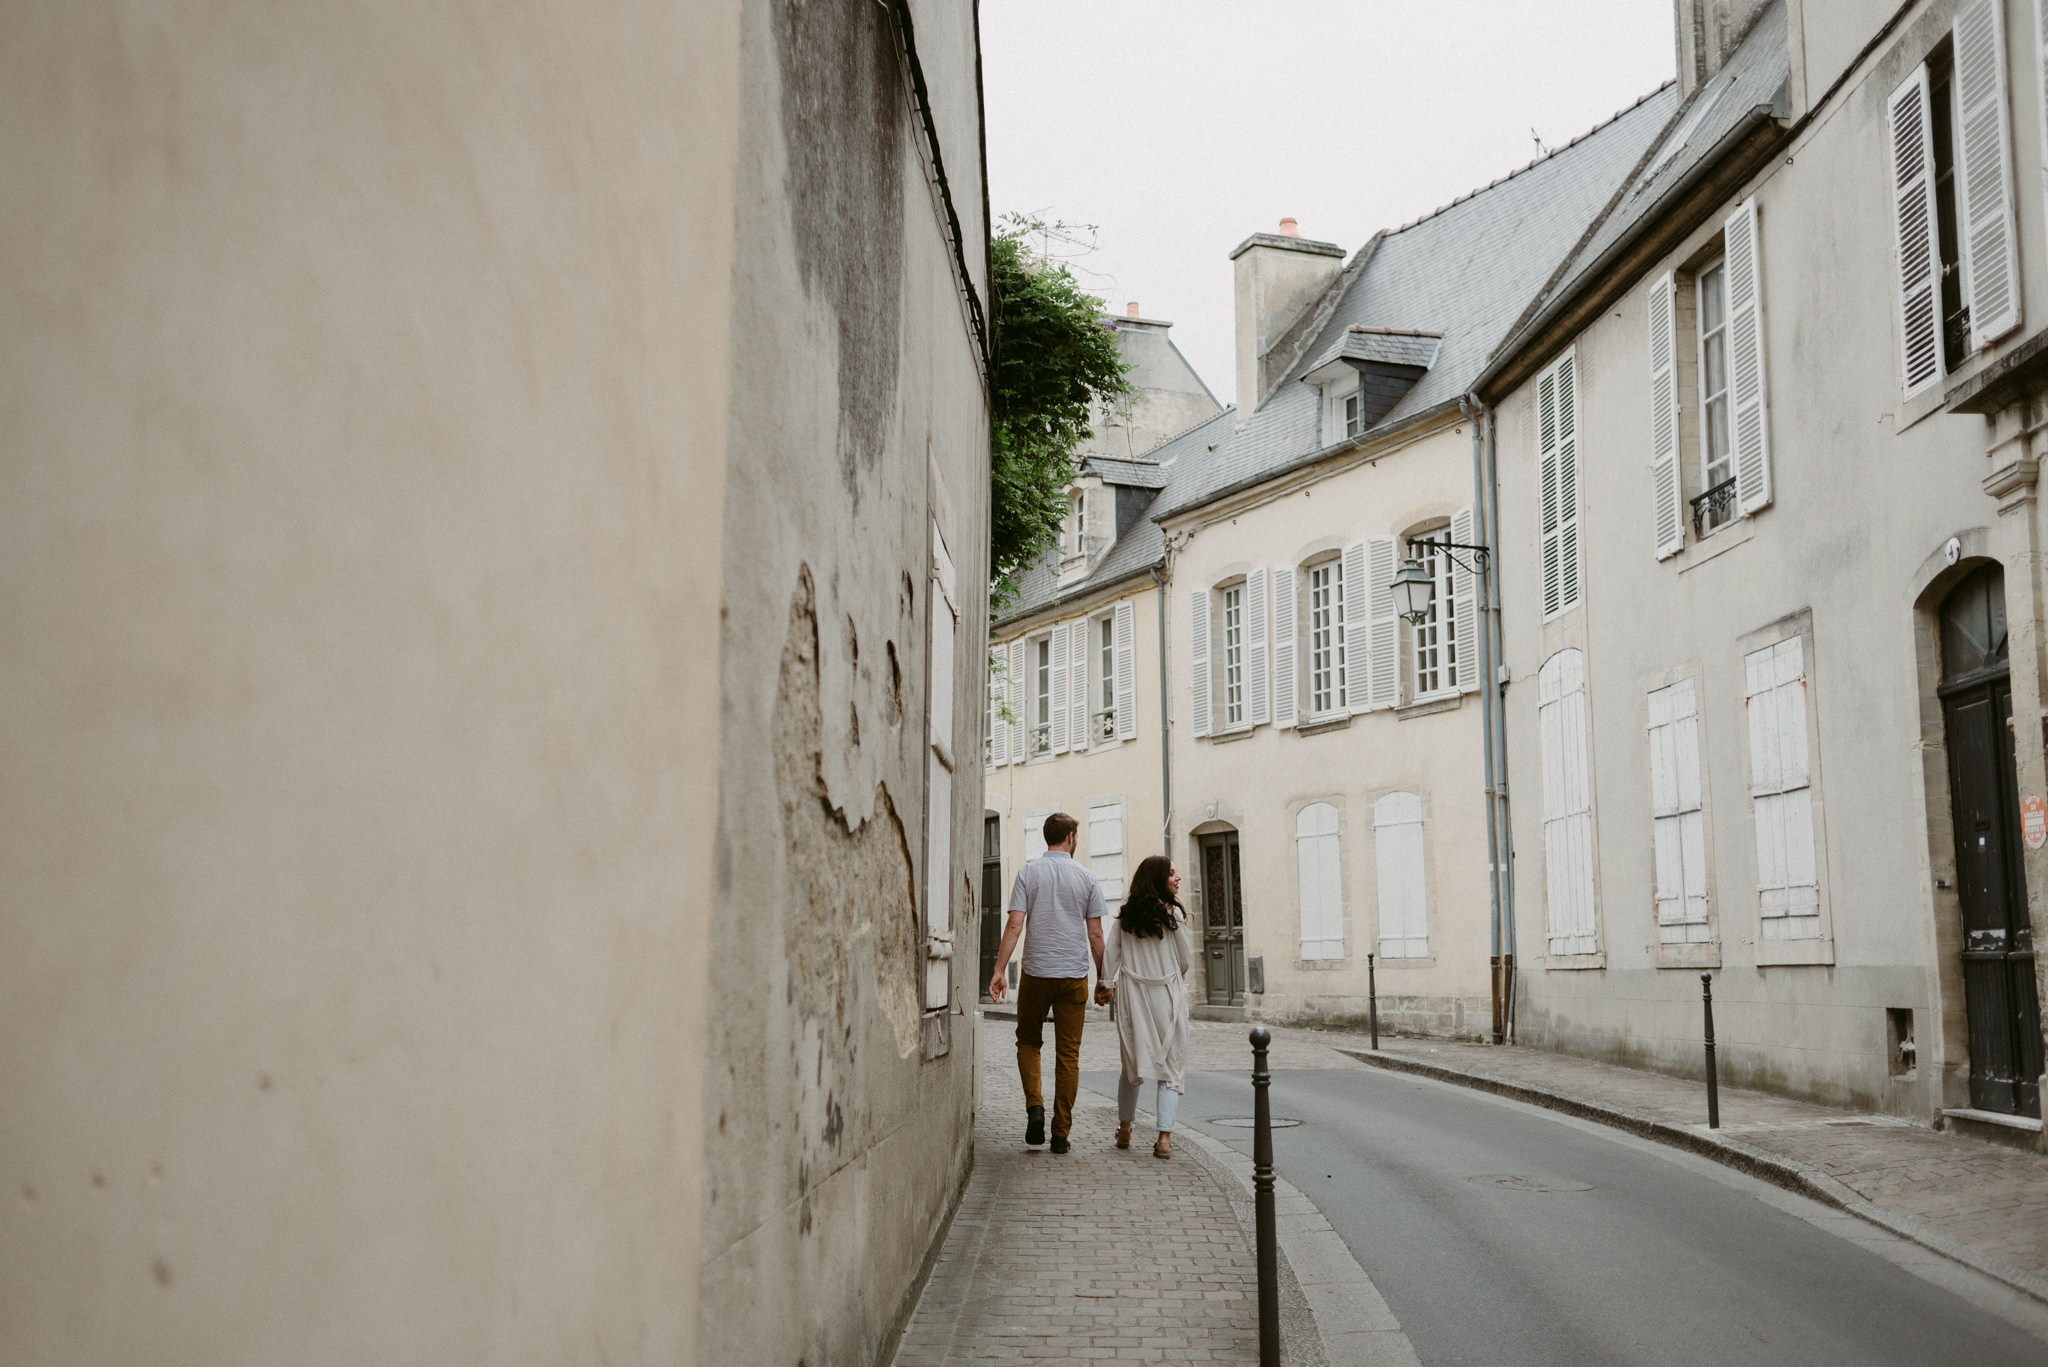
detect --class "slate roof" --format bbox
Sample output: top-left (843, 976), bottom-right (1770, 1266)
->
top-left (1488, 1), bottom-right (1789, 376)
top-left (1149, 84), bottom-right (1676, 523)
top-left (1081, 457), bottom-right (1172, 489)
top-left (1310, 326), bottom-right (1444, 373)
top-left (995, 82), bottom-right (1676, 631)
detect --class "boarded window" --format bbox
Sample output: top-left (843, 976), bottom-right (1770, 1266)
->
top-left (1296, 802), bottom-right (1344, 960)
top-left (1745, 636), bottom-right (1820, 941)
top-left (1647, 678), bottom-right (1710, 943)
top-left (1088, 798), bottom-right (1126, 911)
top-left (1373, 792), bottom-right (1428, 958)
top-left (1539, 649), bottom-right (1598, 955)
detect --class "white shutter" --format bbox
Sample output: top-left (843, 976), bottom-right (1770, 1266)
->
top-left (1088, 799), bottom-right (1126, 905)
top-left (983, 664), bottom-right (999, 770)
top-left (1341, 540), bottom-right (1370, 715)
top-left (1889, 67), bottom-right (1944, 397)
top-left (1366, 535), bottom-right (1399, 710)
top-left (1246, 566), bottom-right (1270, 726)
top-left (1008, 639), bottom-right (1026, 763)
top-left (1724, 201), bottom-right (1772, 517)
top-left (1539, 649), bottom-right (1598, 956)
top-left (1647, 271), bottom-right (1684, 557)
top-left (1956, 0), bottom-right (2023, 348)
top-left (1272, 565), bottom-right (1299, 728)
top-left (1373, 791), bottom-right (1428, 958)
top-left (1023, 805), bottom-right (1051, 863)
top-left (1068, 619), bottom-right (1087, 748)
top-left (1538, 352), bottom-right (1581, 617)
top-left (1296, 802), bottom-right (1344, 959)
top-left (1648, 678), bottom-right (1710, 943)
top-left (1449, 505), bottom-right (1479, 692)
top-left (923, 759), bottom-right (952, 1009)
top-left (1189, 588), bottom-right (1212, 738)
top-left (1049, 624), bottom-right (1070, 753)
top-left (1113, 600), bottom-right (1137, 742)
top-left (1745, 637), bottom-right (1820, 941)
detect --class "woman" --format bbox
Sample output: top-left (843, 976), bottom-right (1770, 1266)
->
top-left (1101, 854), bottom-right (1193, 1158)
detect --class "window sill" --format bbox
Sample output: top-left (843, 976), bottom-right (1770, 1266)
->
top-left (1397, 693), bottom-right (1463, 720)
top-left (1755, 936), bottom-right (1834, 967)
top-left (1372, 953), bottom-right (1436, 968)
top-left (1545, 952), bottom-right (1607, 971)
top-left (1296, 712), bottom-right (1352, 736)
top-left (1676, 516), bottom-right (1753, 573)
top-left (1655, 940), bottom-right (1721, 968)
top-left (1292, 957), bottom-right (1350, 970)
top-left (1205, 725), bottom-right (1257, 745)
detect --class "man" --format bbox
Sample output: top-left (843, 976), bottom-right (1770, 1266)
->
top-left (988, 811), bottom-right (1112, 1153)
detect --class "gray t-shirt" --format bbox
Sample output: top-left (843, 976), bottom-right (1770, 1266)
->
top-left (1008, 850), bottom-right (1107, 979)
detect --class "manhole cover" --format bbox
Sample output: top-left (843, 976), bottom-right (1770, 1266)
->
top-left (1465, 1173), bottom-right (1593, 1192)
top-left (1207, 1117), bottom-right (1303, 1128)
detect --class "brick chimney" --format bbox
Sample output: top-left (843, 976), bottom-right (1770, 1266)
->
top-left (1230, 219), bottom-right (1344, 423)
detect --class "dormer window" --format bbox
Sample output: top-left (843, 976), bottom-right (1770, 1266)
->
top-left (1342, 389), bottom-right (1363, 439)
top-left (1064, 490), bottom-right (1087, 558)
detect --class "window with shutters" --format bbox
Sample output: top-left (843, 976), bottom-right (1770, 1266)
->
top-left (1539, 649), bottom-right (1600, 957)
top-left (1308, 557), bottom-right (1346, 717)
top-left (1373, 791), bottom-right (1428, 958)
top-left (1887, 4), bottom-right (2022, 399)
top-left (1407, 528), bottom-right (1456, 699)
top-left (1647, 678), bottom-right (1712, 944)
top-left (1322, 378), bottom-right (1364, 443)
top-left (1695, 261), bottom-right (1736, 533)
top-left (1295, 801), bottom-right (1345, 960)
top-left (1221, 583), bottom-right (1246, 731)
top-left (1536, 352), bottom-right (1581, 620)
top-left (1029, 634), bottom-right (1052, 757)
top-left (1091, 612), bottom-right (1117, 745)
top-left (1745, 635), bottom-right (1822, 943)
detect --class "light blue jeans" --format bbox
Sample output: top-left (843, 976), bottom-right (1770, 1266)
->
top-left (1117, 1076), bottom-right (1181, 1132)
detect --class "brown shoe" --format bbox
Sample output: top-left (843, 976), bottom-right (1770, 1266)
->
top-left (1115, 1123), bottom-right (1132, 1149)
top-left (1153, 1132), bottom-right (1173, 1160)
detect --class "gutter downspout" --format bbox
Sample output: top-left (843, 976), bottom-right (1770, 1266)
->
top-left (1461, 392), bottom-right (1516, 1044)
top-left (1151, 566), bottom-right (1173, 857)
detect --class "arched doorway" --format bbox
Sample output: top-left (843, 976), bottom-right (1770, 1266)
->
top-left (1938, 563), bottom-right (2042, 1116)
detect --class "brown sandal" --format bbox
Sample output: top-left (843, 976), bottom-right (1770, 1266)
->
top-left (1115, 1123), bottom-right (1132, 1149)
top-left (1153, 1133), bottom-right (1173, 1160)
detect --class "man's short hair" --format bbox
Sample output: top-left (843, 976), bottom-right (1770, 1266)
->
top-left (1043, 812), bottom-right (1079, 848)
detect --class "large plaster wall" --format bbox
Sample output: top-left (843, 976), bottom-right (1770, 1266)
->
top-left (1495, 0), bottom-right (2048, 1115)
top-left (1169, 422), bottom-right (1494, 1034)
top-left (701, 0), bottom-right (988, 1361)
top-left (0, 3), bottom-right (737, 1361)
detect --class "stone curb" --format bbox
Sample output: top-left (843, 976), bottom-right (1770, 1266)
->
top-left (1075, 1087), bottom-right (1423, 1367)
top-left (1339, 1046), bottom-right (2048, 1310)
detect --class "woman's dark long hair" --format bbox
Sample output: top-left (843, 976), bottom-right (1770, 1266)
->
top-left (1117, 855), bottom-right (1183, 939)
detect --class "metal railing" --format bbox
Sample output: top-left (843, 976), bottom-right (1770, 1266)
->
top-left (1093, 710), bottom-right (1117, 743)
top-left (1690, 477), bottom-right (1737, 536)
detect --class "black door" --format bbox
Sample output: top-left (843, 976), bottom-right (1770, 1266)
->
top-left (1199, 832), bottom-right (1245, 1006)
top-left (1939, 565), bottom-right (2043, 1116)
top-left (979, 815), bottom-right (1003, 1000)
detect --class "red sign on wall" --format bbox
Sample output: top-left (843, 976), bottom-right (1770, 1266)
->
top-left (2023, 794), bottom-right (2047, 851)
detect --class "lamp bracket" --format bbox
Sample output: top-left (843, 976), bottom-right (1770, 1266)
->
top-left (1406, 538), bottom-right (1491, 578)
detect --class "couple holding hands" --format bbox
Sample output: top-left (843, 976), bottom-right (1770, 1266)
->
top-left (988, 811), bottom-right (1191, 1159)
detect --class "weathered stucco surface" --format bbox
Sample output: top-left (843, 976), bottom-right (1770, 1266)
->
top-left (0, 2), bottom-right (741, 1360)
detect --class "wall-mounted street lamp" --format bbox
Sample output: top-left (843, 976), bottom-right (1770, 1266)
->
top-left (1391, 538), bottom-right (1491, 626)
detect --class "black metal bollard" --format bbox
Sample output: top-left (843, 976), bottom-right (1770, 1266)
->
top-left (1250, 1027), bottom-right (1279, 1367)
top-left (1367, 952), bottom-right (1379, 1051)
top-left (1700, 973), bottom-right (1720, 1129)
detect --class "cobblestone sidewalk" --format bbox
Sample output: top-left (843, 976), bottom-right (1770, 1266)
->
top-left (892, 1031), bottom-right (1263, 1364)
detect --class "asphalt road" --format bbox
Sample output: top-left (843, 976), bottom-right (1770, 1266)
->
top-left (1081, 1065), bottom-right (2048, 1366)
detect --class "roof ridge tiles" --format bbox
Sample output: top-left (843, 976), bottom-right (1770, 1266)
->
top-left (1386, 80), bottom-right (1678, 236)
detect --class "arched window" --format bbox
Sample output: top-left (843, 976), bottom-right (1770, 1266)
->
top-left (1373, 792), bottom-right (1427, 957)
top-left (1296, 802), bottom-right (1344, 960)
top-left (1539, 649), bottom-right (1597, 955)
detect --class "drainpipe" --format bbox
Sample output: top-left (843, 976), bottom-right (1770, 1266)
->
top-left (1461, 393), bottom-right (1516, 1044)
top-left (1151, 565), bottom-right (1173, 856)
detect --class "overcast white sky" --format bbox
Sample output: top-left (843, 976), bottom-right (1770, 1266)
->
top-left (981, 1), bottom-right (1678, 400)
